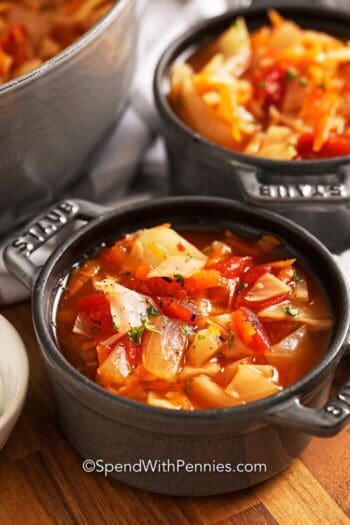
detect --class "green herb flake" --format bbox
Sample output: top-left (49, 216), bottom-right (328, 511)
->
top-left (144, 318), bottom-right (161, 335)
top-left (285, 70), bottom-right (297, 82)
top-left (197, 334), bottom-right (206, 340)
top-left (147, 304), bottom-right (159, 317)
top-left (128, 325), bottom-right (145, 344)
top-left (258, 80), bottom-right (266, 89)
top-left (227, 331), bottom-right (235, 348)
top-left (113, 325), bottom-right (120, 332)
top-left (283, 305), bottom-right (300, 317)
top-left (293, 273), bottom-right (303, 282)
top-left (181, 325), bottom-right (196, 337)
top-left (173, 274), bottom-right (185, 287)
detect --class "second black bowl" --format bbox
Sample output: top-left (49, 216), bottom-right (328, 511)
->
top-left (154, 4), bottom-right (350, 252)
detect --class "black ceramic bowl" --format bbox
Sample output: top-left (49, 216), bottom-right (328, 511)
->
top-left (4, 197), bottom-right (350, 496)
top-left (154, 4), bottom-right (350, 252)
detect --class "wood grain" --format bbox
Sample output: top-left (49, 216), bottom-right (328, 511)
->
top-left (0, 302), bottom-right (349, 525)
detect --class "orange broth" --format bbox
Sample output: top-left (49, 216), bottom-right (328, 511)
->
top-left (56, 227), bottom-right (333, 410)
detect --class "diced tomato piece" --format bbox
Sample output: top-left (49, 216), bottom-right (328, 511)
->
top-left (296, 132), bottom-right (315, 158)
top-left (297, 132), bottom-right (350, 159)
top-left (244, 264), bottom-right (273, 284)
top-left (185, 269), bottom-right (221, 291)
top-left (209, 256), bottom-right (252, 279)
top-left (78, 294), bottom-right (113, 333)
top-left (321, 135), bottom-right (350, 157)
top-left (122, 276), bottom-right (187, 299)
top-left (157, 296), bottom-right (197, 324)
top-left (254, 65), bottom-right (286, 106)
top-left (232, 307), bottom-right (270, 352)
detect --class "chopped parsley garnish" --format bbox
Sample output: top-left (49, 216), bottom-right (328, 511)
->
top-left (285, 70), bottom-right (297, 82)
top-left (181, 325), bottom-right (196, 337)
top-left (237, 281), bottom-right (248, 292)
top-left (147, 304), bottom-right (159, 317)
top-left (283, 305), bottom-right (300, 317)
top-left (128, 326), bottom-right (144, 344)
top-left (198, 334), bottom-right (206, 340)
top-left (128, 317), bottom-right (160, 344)
top-left (293, 273), bottom-right (303, 282)
top-left (143, 318), bottom-right (161, 334)
top-left (113, 325), bottom-right (120, 332)
top-left (173, 274), bottom-right (185, 287)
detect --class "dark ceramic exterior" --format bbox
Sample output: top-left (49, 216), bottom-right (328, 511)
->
top-left (154, 4), bottom-right (350, 252)
top-left (0, 0), bottom-right (137, 236)
top-left (3, 197), bottom-right (350, 496)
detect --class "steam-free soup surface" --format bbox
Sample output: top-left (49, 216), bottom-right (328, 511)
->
top-left (56, 225), bottom-right (333, 410)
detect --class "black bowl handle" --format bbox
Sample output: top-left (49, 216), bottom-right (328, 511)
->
top-left (235, 168), bottom-right (350, 206)
top-left (265, 378), bottom-right (350, 437)
top-left (3, 199), bottom-right (109, 290)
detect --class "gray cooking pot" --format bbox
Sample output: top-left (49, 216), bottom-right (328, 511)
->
top-left (0, 0), bottom-right (137, 236)
top-left (3, 197), bottom-right (350, 496)
top-left (154, 4), bottom-right (350, 252)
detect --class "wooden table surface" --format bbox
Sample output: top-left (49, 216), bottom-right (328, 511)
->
top-left (0, 302), bottom-right (349, 525)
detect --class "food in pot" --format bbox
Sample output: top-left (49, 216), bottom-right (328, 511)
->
top-left (169, 9), bottom-right (350, 160)
top-left (0, 0), bottom-right (114, 83)
top-left (56, 225), bottom-right (333, 410)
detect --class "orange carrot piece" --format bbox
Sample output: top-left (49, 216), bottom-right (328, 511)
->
top-left (185, 269), bottom-right (221, 291)
top-left (134, 264), bottom-right (152, 280)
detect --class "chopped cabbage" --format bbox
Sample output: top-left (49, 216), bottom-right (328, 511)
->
top-left (245, 272), bottom-right (290, 302)
top-left (123, 224), bottom-right (206, 271)
top-left (142, 315), bottom-right (187, 380)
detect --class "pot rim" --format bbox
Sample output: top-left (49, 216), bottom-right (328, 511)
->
top-left (0, 0), bottom-right (131, 96)
top-left (32, 196), bottom-right (350, 422)
top-left (154, 3), bottom-right (350, 171)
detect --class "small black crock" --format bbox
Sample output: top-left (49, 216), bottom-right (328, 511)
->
top-left (3, 197), bottom-right (350, 496)
top-left (154, 4), bottom-right (350, 252)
